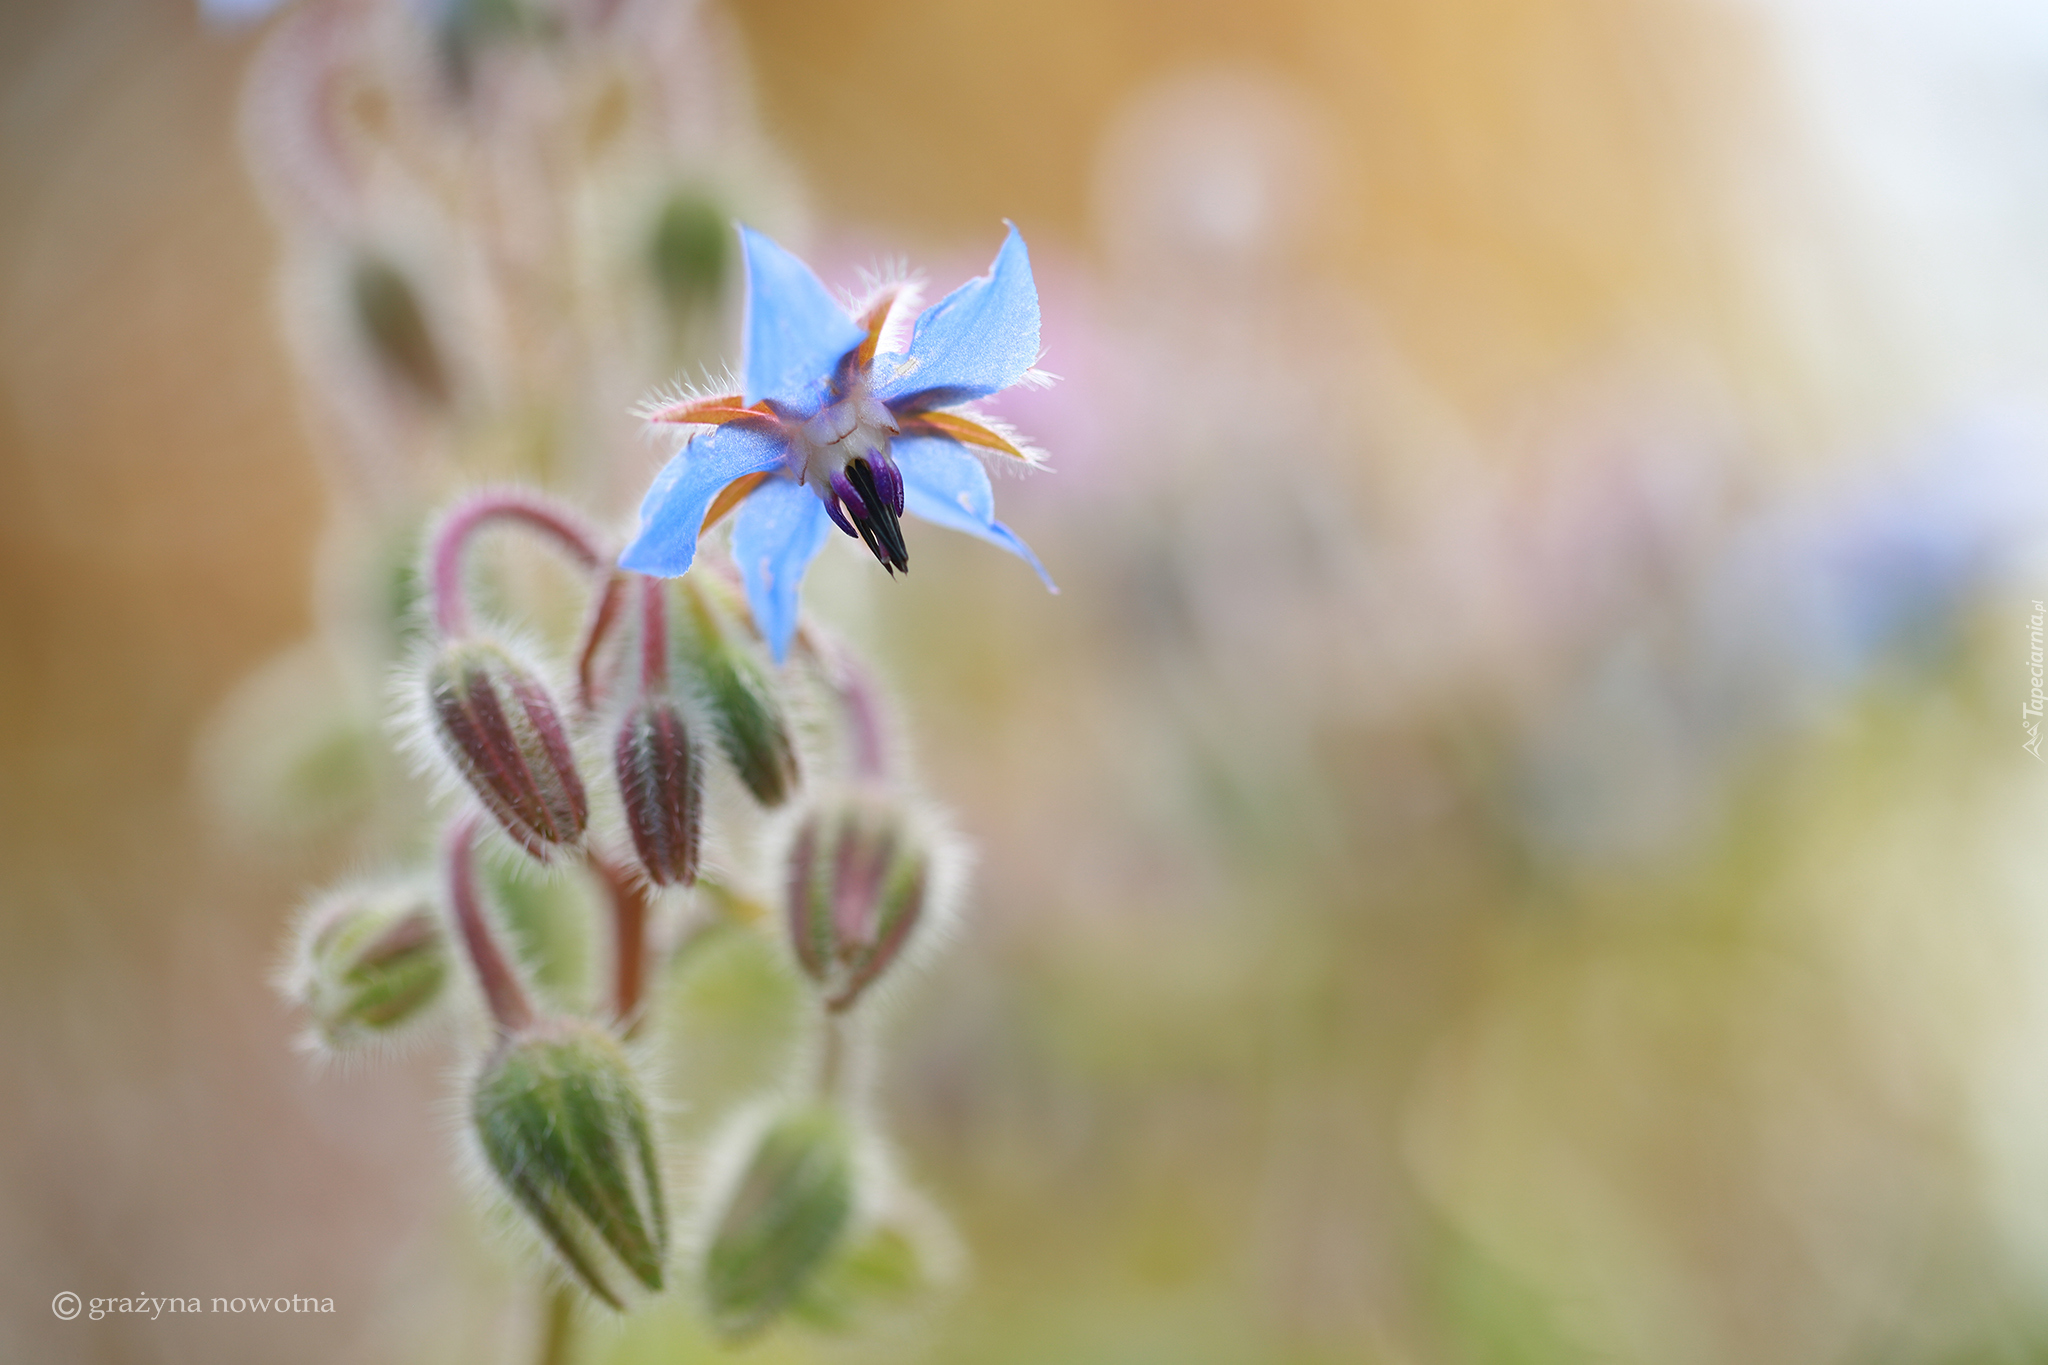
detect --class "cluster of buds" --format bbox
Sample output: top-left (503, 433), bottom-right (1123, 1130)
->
top-left (235, 0), bottom-right (983, 1347)
top-left (412, 493), bottom-right (805, 891)
top-left (685, 640), bottom-right (963, 1340)
top-left (280, 484), bottom-right (956, 1339)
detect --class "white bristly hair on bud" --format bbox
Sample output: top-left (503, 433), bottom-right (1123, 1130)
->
top-left (388, 625), bottom-right (603, 879)
top-left (447, 1016), bottom-right (679, 1310)
top-left (275, 870), bottom-right (455, 1067)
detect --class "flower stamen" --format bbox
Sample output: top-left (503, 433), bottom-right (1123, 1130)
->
top-left (835, 457), bottom-right (908, 575)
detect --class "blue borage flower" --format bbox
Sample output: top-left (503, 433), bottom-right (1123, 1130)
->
top-left (620, 225), bottom-right (1056, 663)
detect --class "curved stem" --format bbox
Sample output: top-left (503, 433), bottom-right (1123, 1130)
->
top-left (445, 814), bottom-right (535, 1034)
top-left (430, 489), bottom-right (607, 639)
top-left (572, 571), bottom-right (630, 715)
top-left (589, 851), bottom-right (652, 1038)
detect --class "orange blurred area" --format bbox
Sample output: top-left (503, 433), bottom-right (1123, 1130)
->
top-left (6, 0), bottom-right (2048, 1362)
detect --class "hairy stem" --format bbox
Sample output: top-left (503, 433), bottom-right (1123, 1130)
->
top-left (444, 814), bottom-right (535, 1033)
top-left (589, 851), bottom-right (652, 1037)
top-left (430, 489), bottom-right (607, 639)
top-left (571, 570), bottom-right (630, 715)
top-left (815, 1008), bottom-right (857, 1103)
top-left (638, 574), bottom-right (668, 694)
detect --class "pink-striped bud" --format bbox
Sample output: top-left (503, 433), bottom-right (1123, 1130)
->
top-left (614, 699), bottom-right (702, 887)
top-left (785, 797), bottom-right (930, 1012)
top-left (427, 640), bottom-right (589, 859)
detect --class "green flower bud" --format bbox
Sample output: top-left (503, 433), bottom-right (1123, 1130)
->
top-left (427, 639), bottom-right (589, 860)
top-left (670, 578), bottom-right (799, 807)
top-left (703, 1107), bottom-right (856, 1342)
top-left (786, 796), bottom-right (930, 1013)
top-left (649, 189), bottom-right (731, 316)
top-left (286, 879), bottom-right (449, 1050)
top-left (472, 1019), bottom-right (667, 1308)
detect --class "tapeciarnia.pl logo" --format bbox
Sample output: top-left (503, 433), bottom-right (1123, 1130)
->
top-left (2026, 600), bottom-right (2044, 760)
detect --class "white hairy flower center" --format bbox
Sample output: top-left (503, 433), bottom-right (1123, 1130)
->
top-left (791, 390), bottom-right (898, 486)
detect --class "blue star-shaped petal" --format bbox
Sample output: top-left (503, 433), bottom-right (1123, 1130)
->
top-left (620, 225), bottom-right (1055, 662)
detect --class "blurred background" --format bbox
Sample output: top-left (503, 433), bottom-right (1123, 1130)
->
top-left (7, 0), bottom-right (2048, 1361)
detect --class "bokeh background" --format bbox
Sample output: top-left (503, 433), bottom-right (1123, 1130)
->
top-left (8, 0), bottom-right (2048, 1361)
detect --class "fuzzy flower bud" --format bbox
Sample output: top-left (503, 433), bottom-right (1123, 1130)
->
top-left (286, 879), bottom-right (448, 1050)
top-left (785, 797), bottom-right (930, 1012)
top-left (427, 639), bottom-right (589, 859)
top-left (472, 1018), bottom-right (667, 1309)
top-left (614, 698), bottom-right (702, 887)
top-left (649, 190), bottom-right (731, 316)
top-left (672, 579), bottom-right (799, 807)
top-left (703, 1107), bottom-right (855, 1342)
